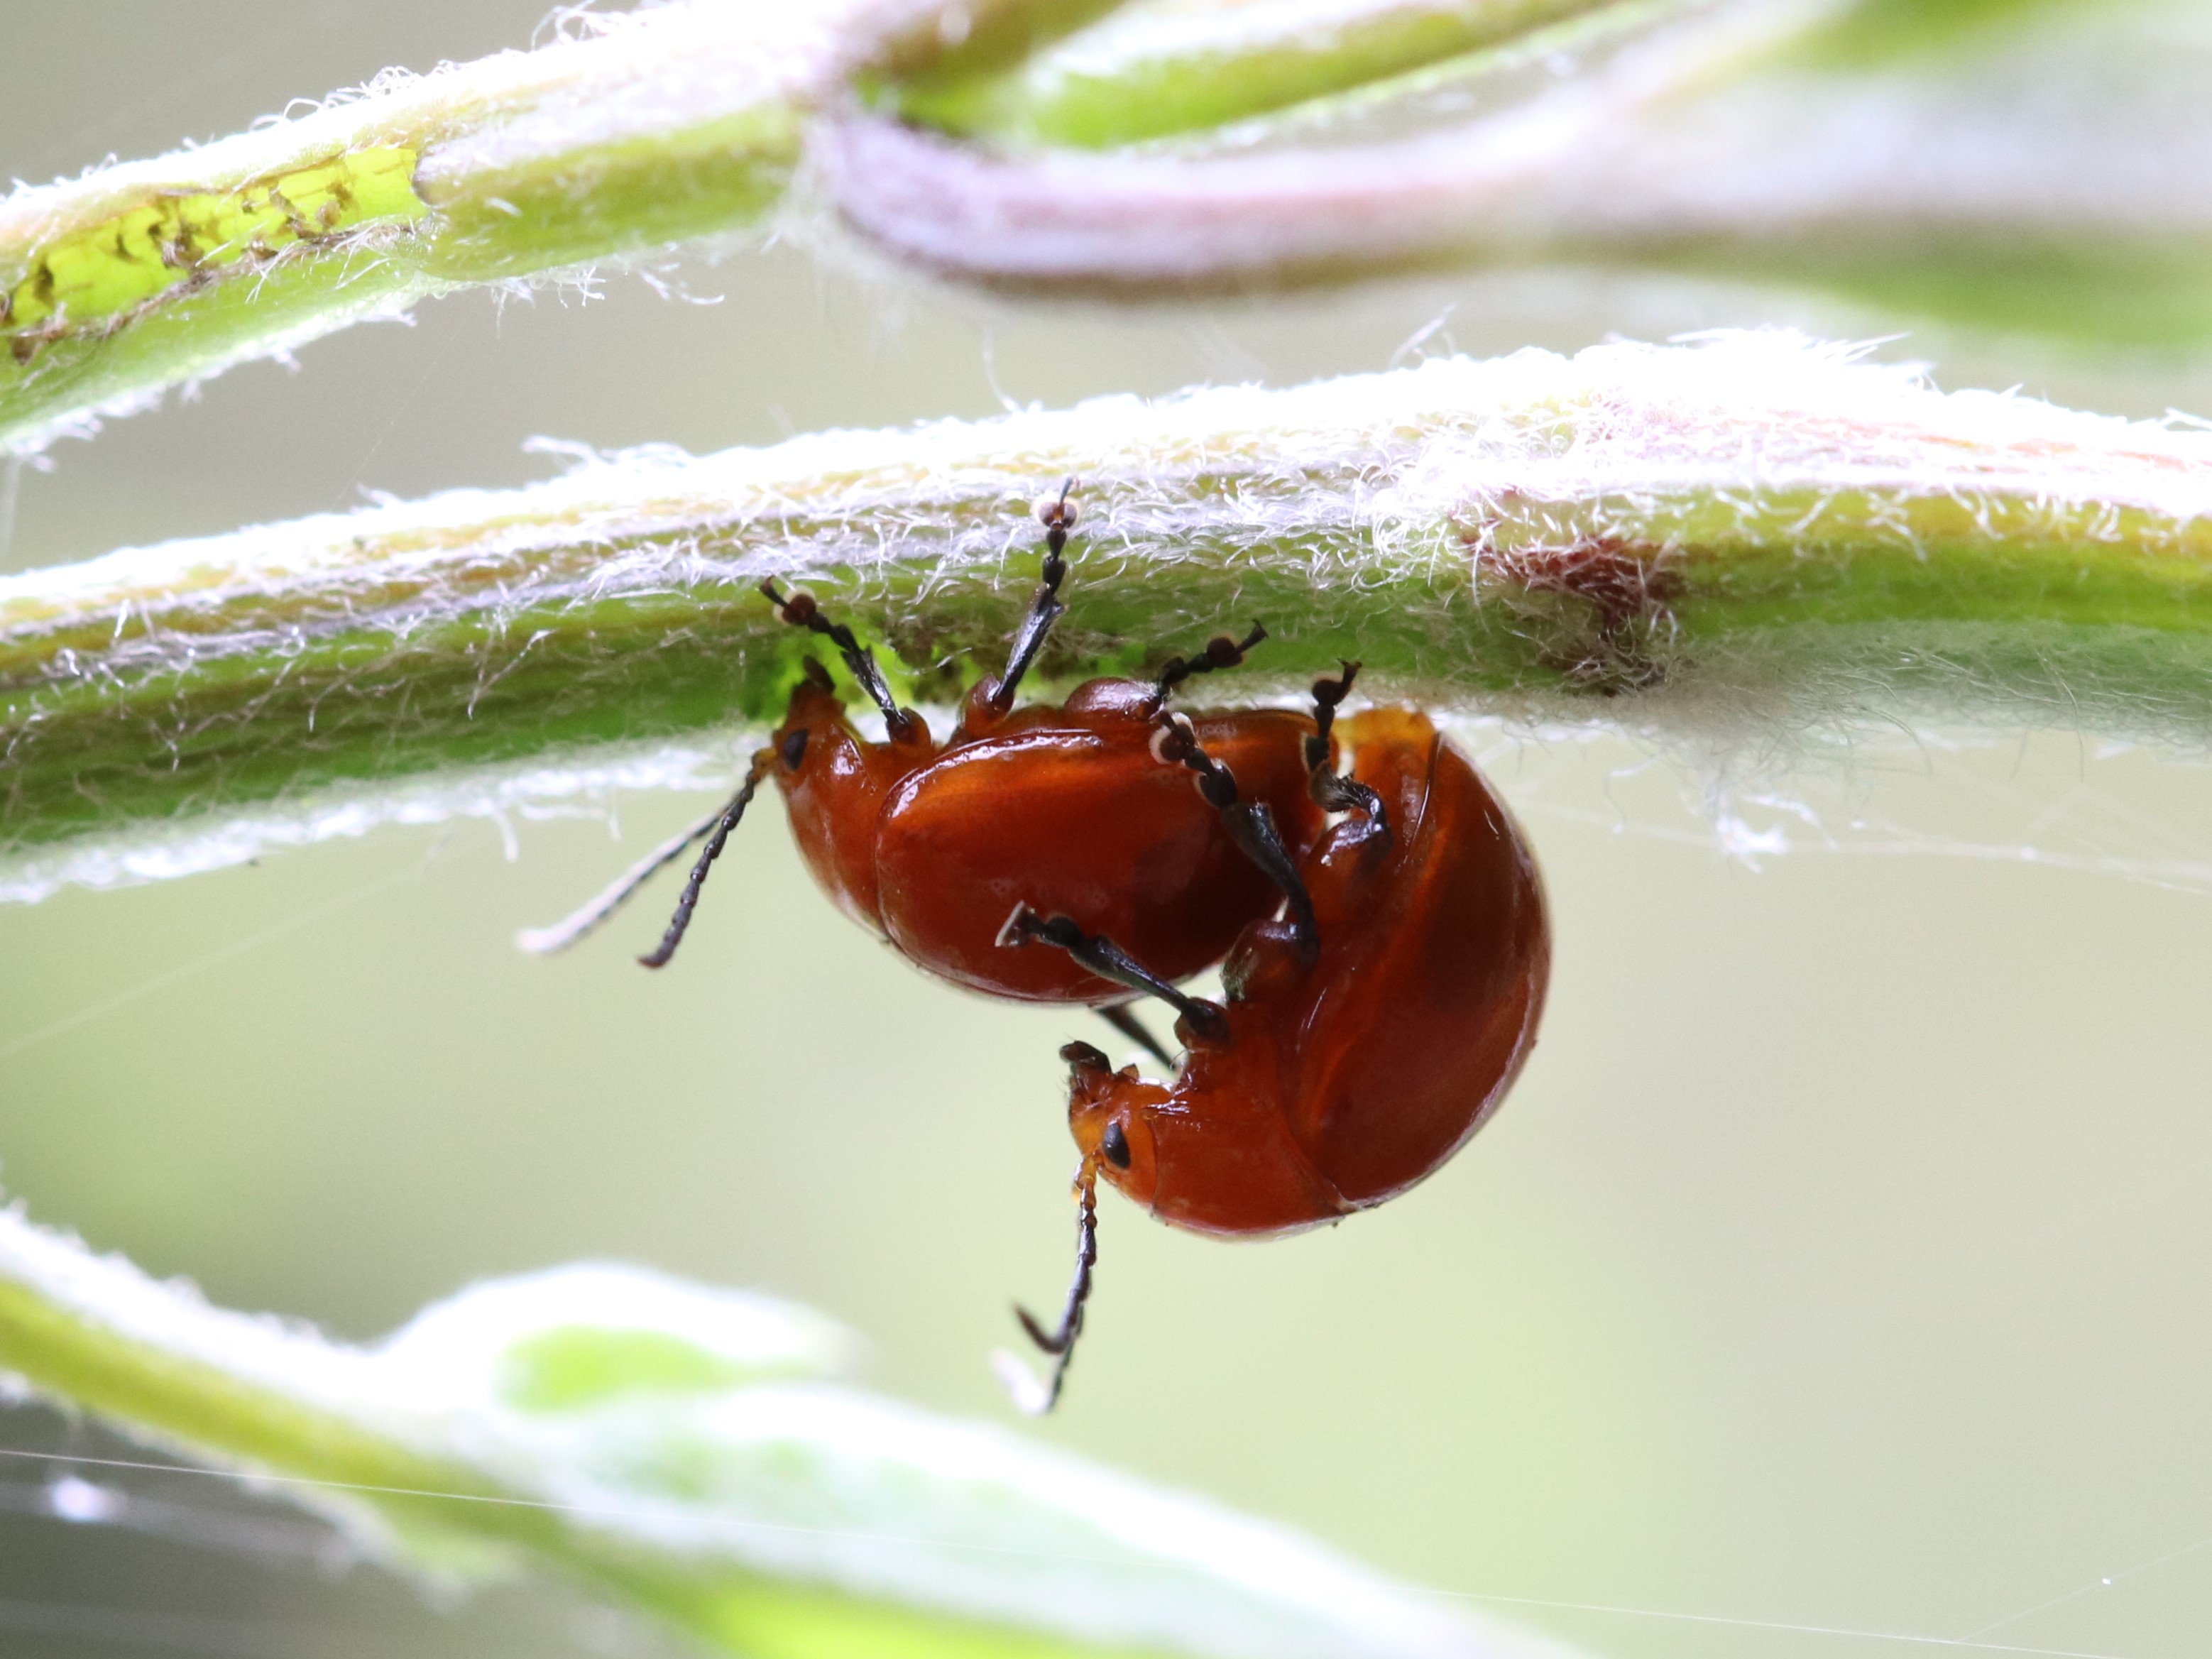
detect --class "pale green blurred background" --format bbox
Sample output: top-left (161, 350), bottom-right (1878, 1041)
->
top-left (8, 6), bottom-right (2212, 1658)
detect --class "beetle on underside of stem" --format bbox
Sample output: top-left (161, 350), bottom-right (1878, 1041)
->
top-left (526, 483), bottom-right (1550, 1413)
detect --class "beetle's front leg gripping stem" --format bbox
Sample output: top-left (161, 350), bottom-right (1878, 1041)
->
top-left (1153, 712), bottom-right (1320, 956)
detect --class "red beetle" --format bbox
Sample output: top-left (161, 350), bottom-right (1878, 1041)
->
top-left (525, 486), bottom-right (1332, 1033)
top-left (530, 487), bottom-right (1550, 1412)
top-left (1001, 703), bottom-right (1548, 1410)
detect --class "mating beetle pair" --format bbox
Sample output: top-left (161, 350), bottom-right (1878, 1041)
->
top-left (530, 486), bottom-right (1550, 1411)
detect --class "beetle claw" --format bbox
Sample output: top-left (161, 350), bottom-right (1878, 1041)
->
top-left (1014, 1302), bottom-right (1069, 1354)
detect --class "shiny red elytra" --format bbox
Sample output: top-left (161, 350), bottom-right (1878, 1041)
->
top-left (767, 650), bottom-right (1325, 1007)
top-left (1065, 707), bottom-right (1548, 1232)
top-left (528, 485), bottom-right (1550, 1413)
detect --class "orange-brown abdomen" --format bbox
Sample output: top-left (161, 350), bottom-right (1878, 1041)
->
top-left (772, 676), bottom-right (1327, 1006)
top-left (1074, 711), bottom-right (1548, 1235)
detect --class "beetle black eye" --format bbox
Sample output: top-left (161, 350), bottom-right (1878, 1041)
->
top-left (1102, 1121), bottom-right (1132, 1170)
top-left (779, 728), bottom-right (809, 770)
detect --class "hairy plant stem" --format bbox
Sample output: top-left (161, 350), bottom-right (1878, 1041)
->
top-left (0, 0), bottom-right (1096, 456)
top-left (3, 336), bottom-right (2211, 899)
top-left (6, 0), bottom-right (2205, 459)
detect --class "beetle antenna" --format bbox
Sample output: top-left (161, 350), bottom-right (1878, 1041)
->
top-left (994, 1162), bottom-right (1099, 1415)
top-left (998, 904), bottom-right (1227, 1042)
top-left (635, 750), bottom-right (776, 970)
top-left (1155, 622), bottom-right (1266, 701)
top-left (1306, 662), bottom-right (1388, 832)
top-left (760, 580), bottom-right (917, 740)
top-left (517, 782), bottom-right (755, 957)
top-left (989, 480), bottom-right (1080, 716)
top-left (1151, 713), bottom-right (1321, 956)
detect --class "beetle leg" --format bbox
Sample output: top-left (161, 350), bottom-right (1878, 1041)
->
top-left (998, 904), bottom-right (1228, 1044)
top-left (759, 579), bottom-right (919, 742)
top-left (1152, 713), bottom-right (1322, 957)
top-left (984, 478), bottom-right (1078, 718)
top-left (1306, 661), bottom-right (1389, 831)
top-left (994, 1159), bottom-right (1100, 1416)
top-left (515, 750), bottom-right (774, 958)
top-left (1154, 621), bottom-right (1266, 701)
top-left (634, 749), bottom-right (779, 970)
top-left (1095, 999), bottom-right (1176, 1069)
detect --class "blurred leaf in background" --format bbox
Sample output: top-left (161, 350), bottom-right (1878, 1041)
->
top-left (0, 1209), bottom-right (1576, 1659)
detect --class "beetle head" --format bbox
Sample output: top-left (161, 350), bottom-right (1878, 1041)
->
top-left (768, 659), bottom-right (849, 784)
top-left (1061, 1041), bottom-right (1166, 1210)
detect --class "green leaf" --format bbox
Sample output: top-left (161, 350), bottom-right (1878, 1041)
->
top-left (0, 1206), bottom-right (1575, 1659)
top-left (498, 1327), bottom-right (806, 1411)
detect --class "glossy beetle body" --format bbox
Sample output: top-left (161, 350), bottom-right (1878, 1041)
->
top-left (1063, 707), bottom-right (1548, 1236)
top-left (770, 668), bottom-right (1325, 1005)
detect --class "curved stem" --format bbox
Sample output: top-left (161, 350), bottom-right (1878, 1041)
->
top-left (889, 0), bottom-right (1636, 149)
top-left (8, 0), bottom-right (2202, 453)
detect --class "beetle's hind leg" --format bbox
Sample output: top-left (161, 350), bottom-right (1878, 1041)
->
top-left (1306, 662), bottom-right (1388, 831)
top-left (1095, 999), bottom-right (1176, 1069)
top-left (998, 906), bottom-right (1228, 1044)
top-left (1152, 713), bottom-right (1322, 957)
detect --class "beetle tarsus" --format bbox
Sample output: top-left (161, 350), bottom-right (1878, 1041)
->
top-left (1306, 662), bottom-right (1389, 834)
top-left (1156, 621), bottom-right (1266, 701)
top-left (995, 1167), bottom-right (1099, 1415)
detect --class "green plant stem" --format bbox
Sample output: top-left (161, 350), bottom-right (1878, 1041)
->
top-left (9, 0), bottom-right (2208, 456)
top-left (3, 336), bottom-right (2211, 899)
top-left (832, 0), bottom-right (2212, 347)
top-left (890, 0), bottom-right (1633, 148)
top-left (0, 0), bottom-right (1095, 456)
